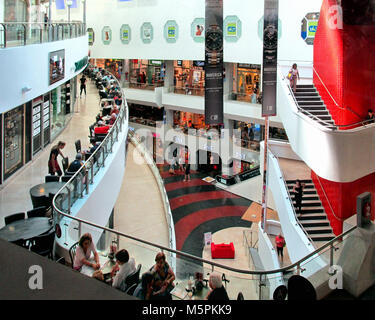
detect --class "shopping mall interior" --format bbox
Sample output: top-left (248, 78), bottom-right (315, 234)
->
top-left (1, 0), bottom-right (375, 304)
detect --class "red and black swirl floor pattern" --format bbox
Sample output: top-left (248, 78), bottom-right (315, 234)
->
top-left (158, 165), bottom-right (252, 259)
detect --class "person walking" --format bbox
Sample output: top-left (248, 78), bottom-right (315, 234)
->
top-left (48, 141), bottom-right (66, 176)
top-left (288, 63), bottom-right (300, 93)
top-left (80, 75), bottom-right (87, 97)
top-left (183, 147), bottom-right (191, 182)
top-left (292, 179), bottom-right (305, 216)
top-left (275, 233), bottom-right (286, 262)
top-left (44, 13), bottom-right (48, 29)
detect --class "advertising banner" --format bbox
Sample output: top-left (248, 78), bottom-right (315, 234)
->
top-left (205, 0), bottom-right (223, 125)
top-left (357, 192), bottom-right (372, 228)
top-left (261, 0), bottom-right (279, 117)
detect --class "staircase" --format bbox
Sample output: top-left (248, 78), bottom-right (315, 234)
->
top-left (293, 84), bottom-right (336, 129)
top-left (286, 179), bottom-right (335, 242)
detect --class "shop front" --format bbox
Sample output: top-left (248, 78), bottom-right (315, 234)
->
top-left (128, 103), bottom-right (164, 127)
top-left (232, 63), bottom-right (261, 103)
top-left (173, 60), bottom-right (205, 96)
top-left (129, 59), bottom-right (165, 89)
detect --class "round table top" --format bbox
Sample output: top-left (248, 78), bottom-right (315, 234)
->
top-left (0, 217), bottom-right (53, 242)
top-left (29, 182), bottom-right (68, 198)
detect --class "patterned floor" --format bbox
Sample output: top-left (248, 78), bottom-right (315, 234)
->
top-left (158, 165), bottom-right (252, 258)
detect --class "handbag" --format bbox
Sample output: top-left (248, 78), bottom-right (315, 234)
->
top-left (287, 71), bottom-right (293, 80)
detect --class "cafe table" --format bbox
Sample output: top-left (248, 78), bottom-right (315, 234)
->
top-left (0, 217), bottom-right (53, 242)
top-left (171, 280), bottom-right (211, 300)
top-left (80, 252), bottom-right (117, 278)
top-left (29, 181), bottom-right (71, 208)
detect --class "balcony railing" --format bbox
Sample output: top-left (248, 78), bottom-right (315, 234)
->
top-left (0, 22), bottom-right (86, 48)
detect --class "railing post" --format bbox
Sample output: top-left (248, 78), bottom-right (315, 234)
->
top-left (23, 24), bottom-right (26, 46)
top-left (79, 175), bottom-right (84, 198)
top-left (85, 170), bottom-right (89, 194)
top-left (78, 220), bottom-right (82, 238)
top-left (90, 163), bottom-right (94, 184)
top-left (67, 188), bottom-right (71, 214)
top-left (102, 149), bottom-right (105, 167)
top-left (40, 24), bottom-right (43, 43)
top-left (3, 24), bottom-right (7, 48)
top-left (259, 274), bottom-right (263, 300)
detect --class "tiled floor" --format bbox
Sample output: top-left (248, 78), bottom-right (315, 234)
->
top-left (0, 79), bottom-right (101, 227)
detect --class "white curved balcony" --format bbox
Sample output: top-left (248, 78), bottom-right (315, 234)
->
top-left (277, 67), bottom-right (375, 183)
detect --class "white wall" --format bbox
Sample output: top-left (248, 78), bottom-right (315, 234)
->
top-left (0, 35), bottom-right (88, 113)
top-left (57, 0), bottom-right (323, 63)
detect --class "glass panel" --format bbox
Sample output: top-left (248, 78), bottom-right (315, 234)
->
top-left (6, 24), bottom-right (25, 47)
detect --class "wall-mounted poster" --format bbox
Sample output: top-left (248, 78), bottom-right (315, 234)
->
top-left (224, 15), bottom-right (242, 42)
top-left (258, 16), bottom-right (282, 40)
top-left (87, 28), bottom-right (95, 46)
top-left (102, 26), bottom-right (112, 45)
top-left (301, 12), bottom-right (320, 45)
top-left (141, 22), bottom-right (153, 44)
top-left (49, 50), bottom-right (65, 85)
top-left (164, 20), bottom-right (179, 43)
top-left (191, 18), bottom-right (205, 43)
top-left (120, 24), bottom-right (131, 44)
top-left (357, 192), bottom-right (372, 228)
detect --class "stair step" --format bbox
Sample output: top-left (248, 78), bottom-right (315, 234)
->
top-left (300, 220), bottom-right (331, 228)
top-left (296, 84), bottom-right (315, 89)
top-left (304, 226), bottom-right (334, 234)
top-left (307, 111), bottom-right (330, 116)
top-left (287, 185), bottom-right (315, 190)
top-left (286, 179), bottom-right (312, 184)
top-left (293, 201), bottom-right (323, 207)
top-left (298, 211), bottom-right (326, 218)
top-left (295, 92), bottom-right (319, 97)
top-left (298, 101), bottom-right (325, 106)
top-left (300, 105), bottom-right (327, 111)
top-left (295, 88), bottom-right (317, 93)
top-left (296, 96), bottom-right (322, 101)
top-left (310, 234), bottom-right (336, 242)
top-left (292, 196), bottom-right (319, 201)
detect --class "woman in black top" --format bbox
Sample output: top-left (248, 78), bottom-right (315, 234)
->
top-left (293, 179), bottom-right (305, 215)
top-left (80, 75), bottom-right (87, 96)
top-left (48, 141), bottom-right (66, 176)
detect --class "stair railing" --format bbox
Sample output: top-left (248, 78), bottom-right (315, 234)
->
top-left (268, 145), bottom-right (316, 247)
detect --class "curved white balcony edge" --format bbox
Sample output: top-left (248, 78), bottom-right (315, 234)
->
top-left (277, 67), bottom-right (375, 183)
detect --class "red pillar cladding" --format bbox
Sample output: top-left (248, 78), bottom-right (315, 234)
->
top-left (311, 0), bottom-right (375, 234)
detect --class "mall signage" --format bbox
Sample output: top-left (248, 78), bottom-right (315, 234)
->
top-left (120, 24), bottom-right (131, 44)
top-left (191, 18), bottom-right (205, 43)
top-left (261, 0), bottom-right (279, 117)
top-left (164, 20), bottom-right (179, 43)
top-left (301, 12), bottom-right (320, 45)
top-left (102, 26), bottom-right (112, 45)
top-left (205, 0), bottom-right (224, 125)
top-left (357, 192), bottom-right (372, 228)
top-left (141, 22), bottom-right (153, 44)
top-left (224, 15), bottom-right (242, 42)
top-left (87, 28), bottom-right (95, 46)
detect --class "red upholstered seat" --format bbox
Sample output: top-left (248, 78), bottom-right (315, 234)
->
top-left (211, 242), bottom-right (235, 259)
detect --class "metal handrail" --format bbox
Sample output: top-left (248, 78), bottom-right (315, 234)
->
top-left (268, 146), bottom-right (316, 247)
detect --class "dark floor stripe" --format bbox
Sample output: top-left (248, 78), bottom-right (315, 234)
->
top-left (162, 173), bottom-right (204, 185)
top-left (167, 185), bottom-right (217, 199)
top-left (172, 198), bottom-right (252, 225)
top-left (181, 217), bottom-right (252, 259)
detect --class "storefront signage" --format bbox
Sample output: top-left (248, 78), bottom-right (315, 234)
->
top-left (120, 24), bottom-right (131, 44)
top-left (301, 12), bottom-right (320, 45)
top-left (102, 26), bottom-right (112, 45)
top-left (238, 63), bottom-right (261, 70)
top-left (193, 60), bottom-right (205, 67)
top-left (205, 0), bottom-right (224, 125)
top-left (74, 56), bottom-right (88, 72)
top-left (261, 0), bottom-right (279, 117)
top-left (191, 18), bottom-right (205, 43)
top-left (164, 20), bottom-right (179, 43)
top-left (150, 60), bottom-right (162, 66)
top-left (87, 28), bottom-right (95, 46)
top-left (238, 167), bottom-right (261, 182)
top-left (224, 15), bottom-right (242, 42)
top-left (141, 22), bottom-right (153, 44)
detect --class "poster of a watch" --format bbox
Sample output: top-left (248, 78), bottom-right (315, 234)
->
top-left (206, 25), bottom-right (223, 66)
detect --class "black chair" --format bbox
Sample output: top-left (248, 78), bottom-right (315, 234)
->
top-left (4, 212), bottom-right (25, 225)
top-left (27, 206), bottom-right (47, 218)
top-left (30, 230), bottom-right (55, 259)
top-left (62, 157), bottom-right (69, 174)
top-left (125, 264), bottom-right (142, 290)
top-left (45, 175), bottom-right (60, 183)
top-left (61, 175), bottom-right (73, 183)
top-left (31, 195), bottom-right (50, 209)
top-left (84, 152), bottom-right (92, 161)
top-left (75, 140), bottom-right (82, 153)
top-left (125, 283), bottom-right (138, 296)
top-left (69, 242), bottom-right (79, 268)
top-left (10, 239), bottom-right (28, 249)
top-left (237, 292), bottom-right (245, 300)
top-left (95, 133), bottom-right (107, 143)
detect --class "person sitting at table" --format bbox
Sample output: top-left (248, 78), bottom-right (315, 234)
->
top-left (48, 141), bottom-right (66, 176)
top-left (110, 249), bottom-right (136, 290)
top-left (67, 153), bottom-right (84, 173)
top-left (150, 252), bottom-right (175, 300)
top-left (205, 273), bottom-right (230, 301)
top-left (134, 272), bottom-right (154, 300)
top-left (73, 233), bottom-right (100, 271)
top-left (94, 121), bottom-right (111, 135)
top-left (111, 105), bottom-right (120, 115)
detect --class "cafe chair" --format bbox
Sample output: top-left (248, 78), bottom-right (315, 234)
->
top-left (4, 212), bottom-right (25, 225)
top-left (125, 283), bottom-right (138, 296)
top-left (75, 139), bottom-right (82, 153)
top-left (10, 239), bottom-right (29, 249)
top-left (31, 195), bottom-right (50, 209)
top-left (69, 242), bottom-right (79, 269)
top-left (27, 206), bottom-right (47, 219)
top-left (237, 292), bottom-right (245, 300)
top-left (61, 175), bottom-right (73, 183)
top-left (124, 264), bottom-right (142, 290)
top-left (30, 230), bottom-right (55, 259)
top-left (45, 175), bottom-right (60, 183)
top-left (94, 133), bottom-right (107, 143)
top-left (62, 157), bottom-right (69, 174)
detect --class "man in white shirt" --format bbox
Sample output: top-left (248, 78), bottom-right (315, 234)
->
top-left (111, 249), bottom-right (136, 290)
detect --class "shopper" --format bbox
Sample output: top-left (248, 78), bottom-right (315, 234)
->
top-left (183, 147), bottom-right (191, 182)
top-left (292, 179), bottom-right (305, 215)
top-left (288, 63), bottom-right (300, 93)
top-left (67, 153), bottom-right (84, 173)
top-left (365, 109), bottom-right (375, 124)
top-left (44, 13), bottom-right (48, 29)
top-left (111, 249), bottom-right (136, 290)
top-left (206, 273), bottom-right (230, 301)
top-left (73, 233), bottom-right (100, 271)
top-left (134, 272), bottom-right (155, 300)
top-left (150, 252), bottom-right (175, 300)
top-left (80, 75), bottom-right (87, 97)
top-left (275, 233), bottom-right (286, 262)
top-left (48, 141), bottom-right (66, 176)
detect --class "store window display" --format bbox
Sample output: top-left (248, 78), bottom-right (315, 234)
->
top-left (232, 64), bottom-right (261, 103)
top-left (173, 60), bottom-right (205, 96)
top-left (4, 105), bottom-right (24, 180)
top-left (129, 59), bottom-right (165, 90)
